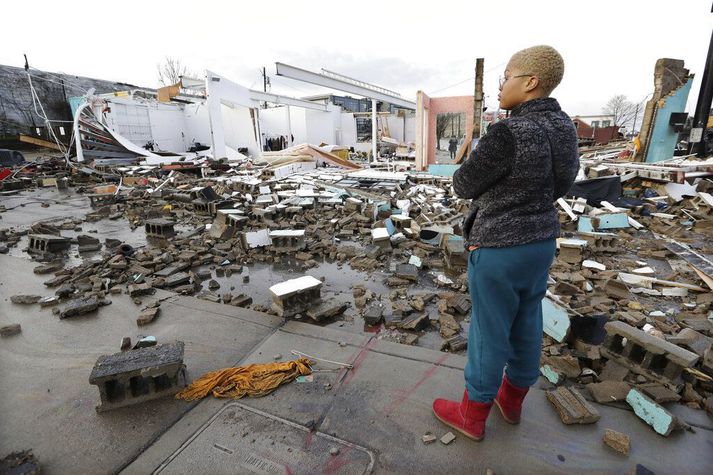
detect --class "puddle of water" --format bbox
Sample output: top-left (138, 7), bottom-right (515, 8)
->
top-left (1, 189), bottom-right (466, 353)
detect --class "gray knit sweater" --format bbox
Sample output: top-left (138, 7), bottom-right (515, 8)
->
top-left (454, 97), bottom-right (579, 249)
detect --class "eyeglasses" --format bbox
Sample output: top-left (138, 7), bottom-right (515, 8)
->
top-left (499, 74), bottom-right (535, 88)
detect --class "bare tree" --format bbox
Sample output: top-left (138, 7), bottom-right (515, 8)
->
top-left (157, 57), bottom-right (194, 86)
top-left (436, 113), bottom-right (455, 150)
top-left (602, 95), bottom-right (637, 128)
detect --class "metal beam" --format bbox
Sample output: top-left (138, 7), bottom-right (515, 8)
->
top-left (275, 62), bottom-right (416, 110)
top-left (248, 90), bottom-right (328, 111)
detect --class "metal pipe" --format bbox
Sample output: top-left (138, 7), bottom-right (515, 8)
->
top-left (690, 21), bottom-right (713, 157)
top-left (371, 98), bottom-right (377, 163)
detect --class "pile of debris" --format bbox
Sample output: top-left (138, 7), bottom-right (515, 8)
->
top-left (2, 145), bottom-right (713, 442)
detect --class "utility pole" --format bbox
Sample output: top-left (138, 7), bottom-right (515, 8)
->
top-left (261, 67), bottom-right (269, 109)
top-left (690, 3), bottom-right (713, 157)
top-left (472, 58), bottom-right (484, 143)
top-left (631, 103), bottom-right (640, 138)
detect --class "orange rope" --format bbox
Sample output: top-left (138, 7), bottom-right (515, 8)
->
top-left (176, 357), bottom-right (313, 401)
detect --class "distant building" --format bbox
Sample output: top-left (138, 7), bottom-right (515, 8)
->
top-left (572, 115), bottom-right (623, 145)
top-left (573, 114), bottom-right (616, 129)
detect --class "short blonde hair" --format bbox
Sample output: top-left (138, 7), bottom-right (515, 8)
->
top-left (509, 45), bottom-right (564, 95)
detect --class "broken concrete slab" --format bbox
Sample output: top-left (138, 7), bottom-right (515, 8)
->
top-left (636, 383), bottom-right (681, 403)
top-left (542, 298), bottom-right (571, 343)
top-left (60, 297), bottom-right (99, 319)
top-left (0, 324), bottom-right (22, 337)
top-left (10, 295), bottom-right (41, 305)
top-left (128, 283), bottom-right (154, 298)
top-left (545, 386), bottom-right (600, 425)
top-left (137, 306), bottom-right (161, 326)
top-left (399, 312), bottom-right (429, 331)
top-left (626, 388), bottom-right (681, 437)
top-left (306, 298), bottom-right (348, 322)
top-left (394, 264), bottom-right (418, 282)
top-left (165, 272), bottom-right (191, 288)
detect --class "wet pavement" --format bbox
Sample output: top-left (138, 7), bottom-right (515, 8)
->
top-left (0, 188), bottom-right (464, 353)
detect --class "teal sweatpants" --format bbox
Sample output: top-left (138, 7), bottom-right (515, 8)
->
top-left (464, 239), bottom-right (556, 402)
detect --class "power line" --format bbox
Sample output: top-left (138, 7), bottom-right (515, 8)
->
top-left (428, 61), bottom-right (507, 95)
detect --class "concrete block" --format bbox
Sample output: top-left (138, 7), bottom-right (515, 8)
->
top-left (626, 388), bottom-right (680, 436)
top-left (601, 320), bottom-right (700, 391)
top-left (363, 304), bottom-right (384, 326)
top-left (89, 341), bottom-right (186, 412)
top-left (269, 276), bottom-right (322, 318)
top-left (145, 219), bottom-right (176, 239)
top-left (27, 234), bottom-right (71, 254)
top-left (545, 386), bottom-right (600, 425)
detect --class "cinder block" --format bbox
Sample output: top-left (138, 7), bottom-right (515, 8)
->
top-left (600, 320), bottom-right (699, 391)
top-left (89, 341), bottom-right (186, 412)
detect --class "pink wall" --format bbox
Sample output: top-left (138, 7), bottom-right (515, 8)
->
top-left (427, 96), bottom-right (474, 167)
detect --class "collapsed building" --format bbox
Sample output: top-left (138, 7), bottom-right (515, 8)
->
top-left (1, 56), bottom-right (713, 473)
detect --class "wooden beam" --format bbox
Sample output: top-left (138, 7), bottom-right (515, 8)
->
top-left (454, 124), bottom-right (474, 163)
top-left (472, 58), bottom-right (484, 142)
top-left (18, 134), bottom-right (63, 151)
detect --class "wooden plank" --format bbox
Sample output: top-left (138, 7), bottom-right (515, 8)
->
top-left (453, 124), bottom-right (474, 164)
top-left (18, 134), bottom-right (63, 151)
top-left (557, 198), bottom-right (578, 221)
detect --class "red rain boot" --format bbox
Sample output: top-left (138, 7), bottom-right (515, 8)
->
top-left (432, 390), bottom-right (492, 441)
top-left (494, 376), bottom-right (529, 424)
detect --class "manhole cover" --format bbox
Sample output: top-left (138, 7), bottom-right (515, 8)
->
top-left (155, 402), bottom-right (374, 474)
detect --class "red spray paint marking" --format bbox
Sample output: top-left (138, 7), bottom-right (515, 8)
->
top-left (339, 337), bottom-right (377, 388)
top-left (322, 446), bottom-right (353, 475)
top-left (381, 353), bottom-right (450, 416)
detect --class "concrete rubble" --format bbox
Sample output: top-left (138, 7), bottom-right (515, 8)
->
top-left (1, 112), bottom-right (713, 466)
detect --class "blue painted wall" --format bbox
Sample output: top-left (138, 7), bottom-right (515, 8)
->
top-left (645, 77), bottom-right (693, 163)
top-left (427, 164), bottom-right (461, 177)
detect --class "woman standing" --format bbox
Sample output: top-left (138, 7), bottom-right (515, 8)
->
top-left (433, 45), bottom-right (579, 441)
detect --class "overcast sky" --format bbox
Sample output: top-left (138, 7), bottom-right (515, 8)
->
top-left (2, 0), bottom-right (711, 117)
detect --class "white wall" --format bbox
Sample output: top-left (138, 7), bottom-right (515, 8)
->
top-left (220, 104), bottom-right (259, 155)
top-left (304, 104), bottom-right (341, 145)
top-left (147, 104), bottom-right (188, 152)
top-left (340, 112), bottom-right (357, 147)
top-left (183, 102), bottom-right (212, 149)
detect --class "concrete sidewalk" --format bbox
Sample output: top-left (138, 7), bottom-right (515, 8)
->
top-left (126, 322), bottom-right (713, 475)
top-left (0, 254), bottom-right (283, 474)
top-left (2, 253), bottom-right (712, 474)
